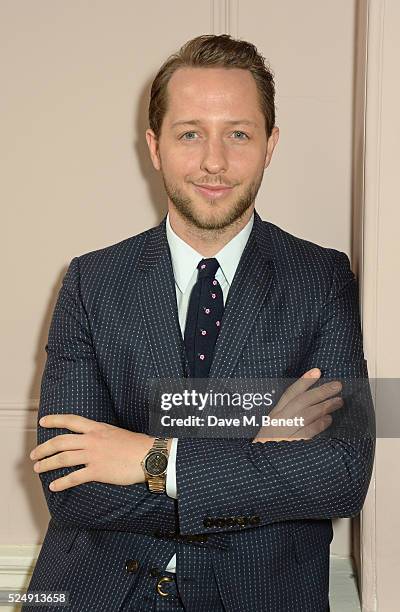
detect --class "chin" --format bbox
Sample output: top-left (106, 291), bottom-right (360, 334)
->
top-left (190, 207), bottom-right (237, 230)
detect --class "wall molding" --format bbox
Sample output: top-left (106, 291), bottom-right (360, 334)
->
top-left (211, 0), bottom-right (239, 37)
top-left (0, 546), bottom-right (39, 591)
top-left (358, 0), bottom-right (386, 610)
top-left (0, 402), bottom-right (38, 411)
top-left (0, 402), bottom-right (38, 431)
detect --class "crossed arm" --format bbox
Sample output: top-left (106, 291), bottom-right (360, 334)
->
top-left (170, 251), bottom-right (375, 535)
top-left (31, 252), bottom-right (375, 536)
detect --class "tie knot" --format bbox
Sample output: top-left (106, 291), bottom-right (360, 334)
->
top-left (197, 258), bottom-right (220, 279)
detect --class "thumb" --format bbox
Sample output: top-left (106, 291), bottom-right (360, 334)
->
top-left (302, 368), bottom-right (321, 379)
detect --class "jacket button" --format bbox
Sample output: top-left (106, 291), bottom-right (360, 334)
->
top-left (125, 559), bottom-right (139, 573)
top-left (203, 517), bottom-right (213, 528)
top-left (249, 515), bottom-right (260, 525)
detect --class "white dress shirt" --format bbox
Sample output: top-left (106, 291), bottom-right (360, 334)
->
top-left (163, 209), bottom-right (254, 572)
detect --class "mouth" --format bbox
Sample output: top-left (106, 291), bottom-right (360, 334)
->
top-left (193, 184), bottom-right (234, 199)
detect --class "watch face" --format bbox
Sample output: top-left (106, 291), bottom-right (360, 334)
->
top-left (145, 451), bottom-right (168, 476)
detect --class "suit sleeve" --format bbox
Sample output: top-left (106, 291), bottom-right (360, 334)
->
top-left (36, 256), bottom-right (177, 534)
top-left (175, 250), bottom-right (376, 536)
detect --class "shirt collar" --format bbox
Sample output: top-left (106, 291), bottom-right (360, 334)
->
top-left (166, 211), bottom-right (254, 294)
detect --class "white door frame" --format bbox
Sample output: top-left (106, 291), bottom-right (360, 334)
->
top-left (355, 1), bottom-right (384, 610)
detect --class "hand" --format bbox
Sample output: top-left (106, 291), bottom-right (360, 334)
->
top-left (29, 414), bottom-right (172, 491)
top-left (252, 368), bottom-right (343, 443)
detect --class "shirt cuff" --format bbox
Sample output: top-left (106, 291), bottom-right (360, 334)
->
top-left (166, 438), bottom-right (178, 498)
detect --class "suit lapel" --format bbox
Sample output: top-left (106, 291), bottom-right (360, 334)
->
top-left (137, 210), bottom-right (274, 380)
top-left (209, 210), bottom-right (274, 378)
top-left (137, 215), bottom-right (190, 379)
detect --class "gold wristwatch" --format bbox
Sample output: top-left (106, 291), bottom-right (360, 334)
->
top-left (140, 438), bottom-right (169, 493)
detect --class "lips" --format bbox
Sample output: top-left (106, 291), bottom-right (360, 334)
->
top-left (193, 184), bottom-right (233, 199)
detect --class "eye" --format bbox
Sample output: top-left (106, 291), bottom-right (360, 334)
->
top-left (180, 131), bottom-right (198, 140)
top-left (232, 131), bottom-right (249, 140)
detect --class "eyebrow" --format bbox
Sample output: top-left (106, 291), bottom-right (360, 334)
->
top-left (171, 119), bottom-right (258, 128)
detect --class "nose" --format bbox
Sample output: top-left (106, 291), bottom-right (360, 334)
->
top-left (200, 138), bottom-right (228, 175)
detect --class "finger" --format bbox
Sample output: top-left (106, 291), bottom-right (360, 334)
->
top-left (275, 368), bottom-right (321, 412)
top-left (49, 467), bottom-right (92, 491)
top-left (299, 380), bottom-right (342, 409)
top-left (283, 396), bottom-right (342, 434)
top-left (291, 414), bottom-right (333, 440)
top-left (301, 396), bottom-right (343, 426)
top-left (39, 414), bottom-right (100, 433)
top-left (30, 433), bottom-right (86, 461)
top-left (34, 450), bottom-right (89, 474)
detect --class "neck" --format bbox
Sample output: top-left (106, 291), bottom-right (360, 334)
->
top-left (168, 206), bottom-right (254, 257)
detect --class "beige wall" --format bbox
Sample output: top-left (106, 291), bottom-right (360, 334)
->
top-left (0, 0), bottom-right (358, 561)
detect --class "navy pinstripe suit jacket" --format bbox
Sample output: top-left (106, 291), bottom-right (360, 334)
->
top-left (25, 209), bottom-right (375, 611)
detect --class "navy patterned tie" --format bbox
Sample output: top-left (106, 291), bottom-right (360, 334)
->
top-left (184, 258), bottom-right (224, 377)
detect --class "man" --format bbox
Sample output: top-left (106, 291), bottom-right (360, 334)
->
top-left (25, 34), bottom-right (374, 611)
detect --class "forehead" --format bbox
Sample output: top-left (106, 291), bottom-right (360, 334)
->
top-left (164, 66), bottom-right (262, 123)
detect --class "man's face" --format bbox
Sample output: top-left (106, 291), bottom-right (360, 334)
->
top-left (146, 66), bottom-right (279, 230)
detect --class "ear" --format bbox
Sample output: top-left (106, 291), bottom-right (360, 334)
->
top-left (145, 128), bottom-right (161, 171)
top-left (264, 126), bottom-right (280, 169)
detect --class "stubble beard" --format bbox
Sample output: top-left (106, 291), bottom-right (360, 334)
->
top-left (160, 170), bottom-right (264, 231)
